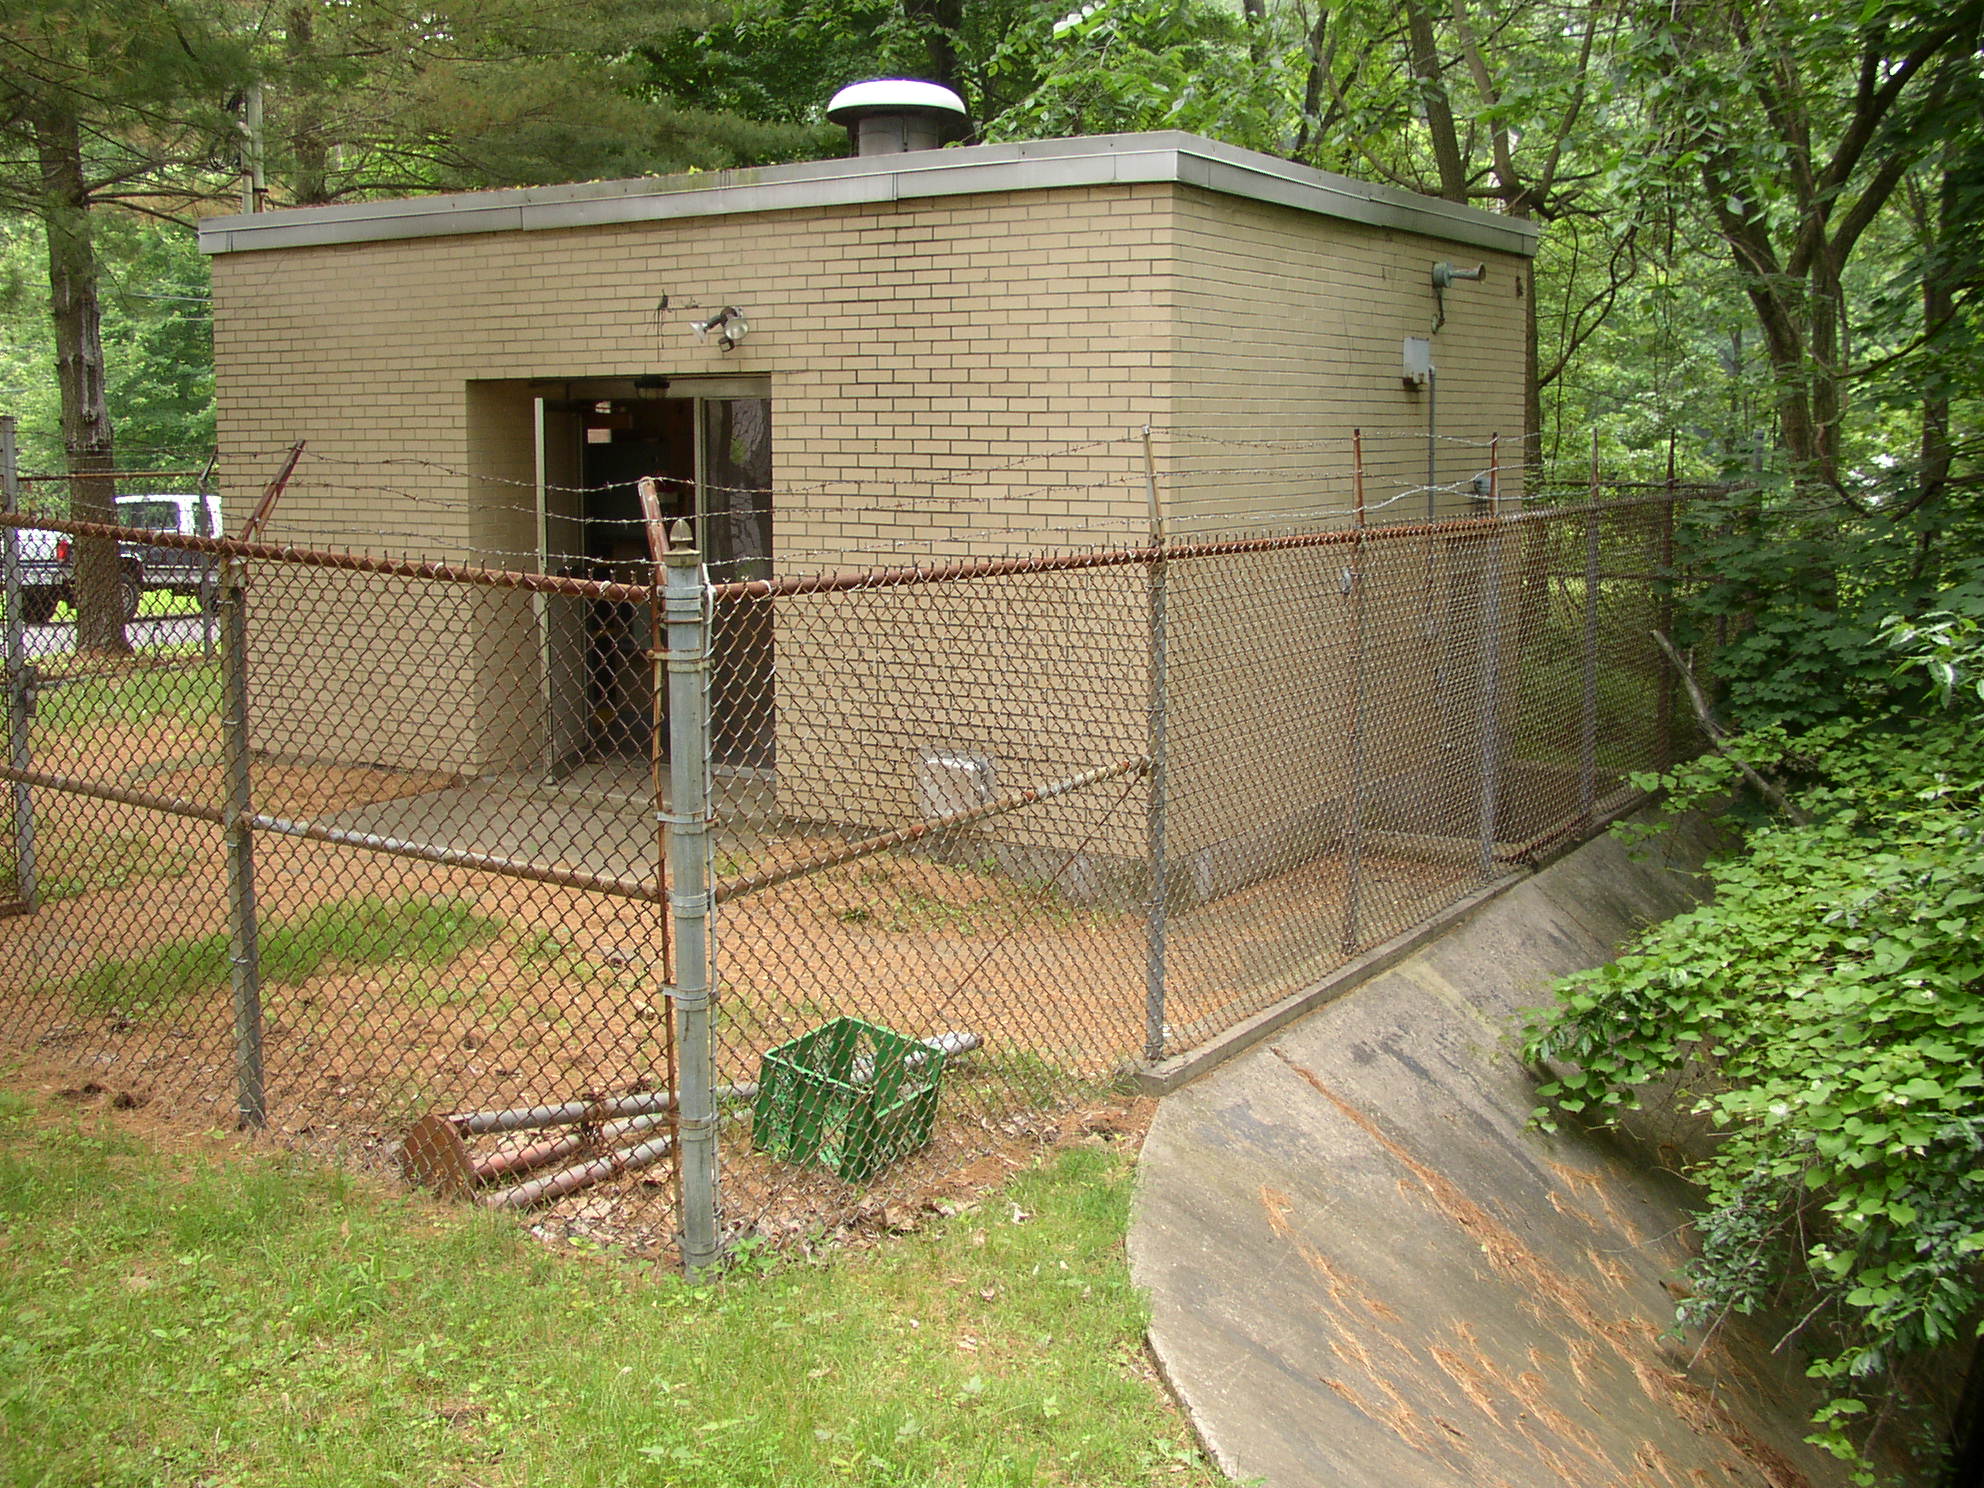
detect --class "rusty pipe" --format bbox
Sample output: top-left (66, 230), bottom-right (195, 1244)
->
top-left (451, 1081), bottom-right (758, 1137)
top-left (244, 812), bottom-right (660, 903)
top-left (0, 511), bottom-right (656, 604)
top-left (0, 763), bottom-right (225, 824)
top-left (480, 1131), bottom-right (677, 1211)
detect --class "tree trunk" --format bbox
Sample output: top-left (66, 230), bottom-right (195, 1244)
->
top-left (1402, 0), bottom-right (1466, 203)
top-left (1946, 1329), bottom-right (1984, 1487)
top-left (904, 0), bottom-right (966, 122)
top-left (286, 4), bottom-right (331, 205)
top-left (34, 106), bottom-right (127, 657)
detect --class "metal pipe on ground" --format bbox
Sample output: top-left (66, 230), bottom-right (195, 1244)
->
top-left (477, 1107), bottom-right (691, 1182)
top-left (481, 1131), bottom-right (678, 1211)
top-left (450, 1033), bottom-right (980, 1140)
top-left (452, 1082), bottom-right (760, 1137)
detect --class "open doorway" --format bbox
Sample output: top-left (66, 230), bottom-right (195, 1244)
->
top-left (534, 381), bottom-right (773, 776)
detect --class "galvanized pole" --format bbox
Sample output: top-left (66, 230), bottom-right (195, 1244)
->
top-left (637, 479), bottom-right (679, 1210)
top-left (197, 449), bottom-right (218, 661)
top-left (1474, 435), bottom-right (1505, 883)
top-left (1141, 427), bottom-right (1168, 1064)
top-left (1, 416), bottom-right (37, 912)
top-left (1578, 431), bottom-right (1601, 824)
top-left (1341, 430), bottom-right (1368, 954)
top-left (1425, 371), bottom-right (1439, 522)
top-left (1657, 436), bottom-right (1678, 769)
top-left (663, 520), bottom-right (721, 1275)
top-left (218, 551), bottom-right (264, 1128)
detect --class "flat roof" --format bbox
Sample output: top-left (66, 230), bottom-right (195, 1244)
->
top-left (198, 132), bottom-right (1539, 259)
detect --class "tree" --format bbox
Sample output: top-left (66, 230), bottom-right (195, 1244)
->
top-left (1632, 0), bottom-right (1984, 496)
top-left (0, 0), bottom-right (239, 653)
top-left (252, 0), bottom-right (822, 207)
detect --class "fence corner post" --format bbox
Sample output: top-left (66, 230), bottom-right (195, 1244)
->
top-left (1475, 435), bottom-right (1506, 884)
top-left (663, 519), bottom-right (721, 1276)
top-left (218, 550), bottom-right (264, 1130)
top-left (1, 415), bottom-right (37, 914)
top-left (1141, 427), bottom-right (1168, 1064)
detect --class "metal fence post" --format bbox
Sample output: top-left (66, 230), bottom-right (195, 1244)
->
top-left (663, 520), bottom-right (721, 1275)
top-left (1475, 435), bottom-right (1505, 883)
top-left (1657, 438), bottom-right (1678, 769)
top-left (1141, 427), bottom-right (1168, 1064)
top-left (1579, 433), bottom-right (1601, 824)
top-left (197, 449), bottom-right (219, 661)
top-left (218, 552), bottom-right (264, 1129)
top-left (1, 416), bottom-right (36, 912)
top-left (1341, 430), bottom-right (1368, 953)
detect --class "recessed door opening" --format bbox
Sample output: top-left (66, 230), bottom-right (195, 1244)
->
top-left (533, 383), bottom-right (774, 776)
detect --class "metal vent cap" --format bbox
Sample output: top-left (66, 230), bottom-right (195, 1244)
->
top-left (827, 79), bottom-right (968, 155)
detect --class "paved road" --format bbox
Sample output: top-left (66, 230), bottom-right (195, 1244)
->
top-left (20, 613), bottom-right (212, 661)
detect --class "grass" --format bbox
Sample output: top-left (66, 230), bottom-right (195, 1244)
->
top-left (34, 656), bottom-right (220, 735)
top-left (0, 1088), bottom-right (1215, 1488)
top-left (37, 825), bottom-right (200, 903)
top-left (59, 894), bottom-right (505, 1016)
top-left (43, 588), bottom-right (207, 622)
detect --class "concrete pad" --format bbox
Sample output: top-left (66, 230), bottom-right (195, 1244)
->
top-left (1131, 815), bottom-right (1845, 1488)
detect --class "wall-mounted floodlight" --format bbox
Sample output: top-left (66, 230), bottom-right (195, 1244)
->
top-left (692, 305), bottom-right (750, 352)
top-left (1431, 261), bottom-right (1485, 332)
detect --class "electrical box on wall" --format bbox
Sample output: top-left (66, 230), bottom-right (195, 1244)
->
top-left (1402, 337), bottom-right (1433, 387)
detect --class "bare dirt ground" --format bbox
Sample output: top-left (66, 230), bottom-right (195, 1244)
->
top-left (0, 704), bottom-right (1487, 1262)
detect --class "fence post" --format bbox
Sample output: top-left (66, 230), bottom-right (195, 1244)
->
top-left (1341, 430), bottom-right (1368, 954)
top-left (1475, 435), bottom-right (1505, 883)
top-left (197, 449), bottom-right (219, 661)
top-left (1657, 436), bottom-right (1678, 769)
top-left (1579, 432), bottom-right (1601, 824)
top-left (1, 416), bottom-right (36, 912)
top-left (663, 519), bottom-right (721, 1275)
top-left (218, 550), bottom-right (264, 1129)
top-left (1141, 427), bottom-right (1168, 1064)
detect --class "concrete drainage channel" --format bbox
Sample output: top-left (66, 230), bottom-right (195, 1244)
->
top-left (1128, 811), bottom-right (1853, 1488)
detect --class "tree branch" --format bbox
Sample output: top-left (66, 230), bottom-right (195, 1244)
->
top-left (1652, 631), bottom-right (1812, 825)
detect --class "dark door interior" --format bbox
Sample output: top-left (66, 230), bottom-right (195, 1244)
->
top-left (548, 392), bottom-right (773, 768)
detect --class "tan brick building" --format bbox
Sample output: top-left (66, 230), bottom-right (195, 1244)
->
top-left (202, 130), bottom-right (1536, 877)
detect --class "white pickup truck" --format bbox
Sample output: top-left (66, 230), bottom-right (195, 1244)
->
top-left (12, 492), bottom-right (221, 624)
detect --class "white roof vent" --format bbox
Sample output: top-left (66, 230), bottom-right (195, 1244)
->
top-left (826, 79), bottom-right (968, 157)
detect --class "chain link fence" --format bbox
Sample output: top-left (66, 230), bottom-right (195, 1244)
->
top-left (0, 419), bottom-right (1703, 1268)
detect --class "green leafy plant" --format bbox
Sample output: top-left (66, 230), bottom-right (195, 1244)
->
top-left (1525, 708), bottom-right (1984, 1477)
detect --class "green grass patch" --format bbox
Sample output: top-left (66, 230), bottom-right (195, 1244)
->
top-left (35, 657), bottom-right (220, 735)
top-left (0, 1090), bottom-right (1213, 1488)
top-left (45, 588), bottom-right (206, 622)
top-left (38, 826), bottom-right (200, 902)
top-left (59, 894), bottom-right (504, 1016)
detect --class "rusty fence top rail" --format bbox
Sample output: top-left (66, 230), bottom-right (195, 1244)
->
top-left (1, 491), bottom-right (1688, 606)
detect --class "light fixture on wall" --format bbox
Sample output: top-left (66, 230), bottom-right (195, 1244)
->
top-left (692, 305), bottom-right (750, 352)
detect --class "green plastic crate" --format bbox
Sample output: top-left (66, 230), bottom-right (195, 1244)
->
top-left (752, 1018), bottom-right (946, 1182)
